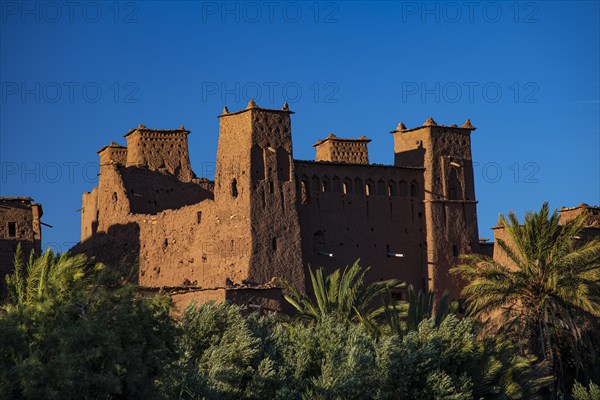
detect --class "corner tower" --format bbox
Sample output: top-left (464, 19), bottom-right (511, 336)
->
top-left (392, 118), bottom-right (479, 298)
top-left (215, 101), bottom-right (304, 291)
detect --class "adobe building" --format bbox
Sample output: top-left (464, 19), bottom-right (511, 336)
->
top-left (492, 203), bottom-right (600, 268)
top-left (72, 100), bottom-right (491, 312)
top-left (0, 197), bottom-right (43, 298)
top-left (558, 203), bottom-right (600, 237)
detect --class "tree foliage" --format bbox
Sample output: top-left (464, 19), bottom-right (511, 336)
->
top-left (5, 244), bottom-right (91, 307)
top-left (280, 260), bottom-right (403, 334)
top-left (5, 206), bottom-right (591, 399)
top-left (452, 202), bottom-right (600, 396)
top-left (1, 251), bottom-right (177, 400)
top-left (383, 285), bottom-right (457, 336)
top-left (163, 301), bottom-right (544, 400)
top-left (572, 381), bottom-right (600, 400)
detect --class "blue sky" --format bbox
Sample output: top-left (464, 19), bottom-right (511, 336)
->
top-left (1, 0), bottom-right (599, 252)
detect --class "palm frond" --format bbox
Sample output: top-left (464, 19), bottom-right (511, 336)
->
top-left (280, 260), bottom-right (405, 334)
top-left (453, 202), bottom-right (600, 394)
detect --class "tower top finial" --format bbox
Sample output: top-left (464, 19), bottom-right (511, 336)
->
top-left (462, 118), bottom-right (475, 129)
top-left (396, 122), bottom-right (407, 131)
top-left (223, 106), bottom-right (229, 114)
top-left (423, 117), bottom-right (437, 127)
top-left (247, 99), bottom-right (258, 109)
top-left (496, 214), bottom-right (505, 227)
top-left (138, 123), bottom-right (147, 129)
top-left (282, 102), bottom-right (289, 111)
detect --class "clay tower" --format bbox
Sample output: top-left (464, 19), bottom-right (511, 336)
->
top-left (125, 124), bottom-right (193, 182)
top-left (215, 101), bottom-right (304, 290)
top-left (392, 118), bottom-right (479, 298)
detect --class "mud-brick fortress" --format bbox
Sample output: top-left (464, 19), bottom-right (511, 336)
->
top-left (70, 100), bottom-right (598, 311)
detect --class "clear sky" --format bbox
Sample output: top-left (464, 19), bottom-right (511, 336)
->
top-left (1, 0), bottom-right (599, 253)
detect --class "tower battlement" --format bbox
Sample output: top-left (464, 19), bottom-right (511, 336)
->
top-left (124, 124), bottom-right (193, 182)
top-left (97, 141), bottom-right (127, 166)
top-left (313, 134), bottom-right (371, 164)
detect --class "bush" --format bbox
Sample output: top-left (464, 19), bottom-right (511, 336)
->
top-left (376, 315), bottom-right (546, 400)
top-left (1, 251), bottom-right (550, 400)
top-left (0, 255), bottom-right (177, 400)
top-left (165, 302), bottom-right (284, 400)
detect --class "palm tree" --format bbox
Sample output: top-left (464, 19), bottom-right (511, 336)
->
top-left (383, 285), bottom-right (457, 336)
top-left (451, 202), bottom-right (600, 395)
top-left (4, 244), bottom-right (95, 307)
top-left (280, 259), bottom-right (403, 333)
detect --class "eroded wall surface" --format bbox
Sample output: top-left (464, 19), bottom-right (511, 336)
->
top-left (393, 120), bottom-right (480, 298)
top-left (294, 161), bottom-right (427, 296)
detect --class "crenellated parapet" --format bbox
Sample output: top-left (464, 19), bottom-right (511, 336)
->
top-left (97, 141), bottom-right (127, 166)
top-left (124, 124), bottom-right (193, 182)
top-left (313, 134), bottom-right (371, 164)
